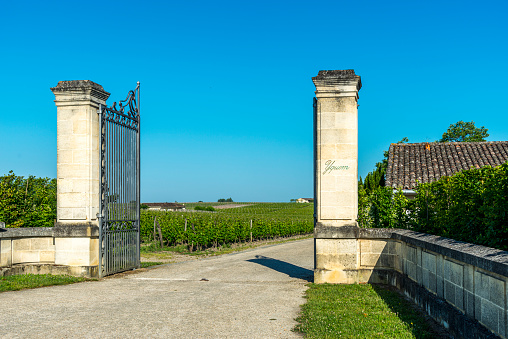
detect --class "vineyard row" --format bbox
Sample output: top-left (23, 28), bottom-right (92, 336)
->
top-left (140, 210), bottom-right (314, 251)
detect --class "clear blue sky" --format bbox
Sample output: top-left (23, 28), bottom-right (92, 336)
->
top-left (1, 0), bottom-right (507, 202)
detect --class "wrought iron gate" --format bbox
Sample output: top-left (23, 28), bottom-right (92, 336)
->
top-left (98, 82), bottom-right (140, 277)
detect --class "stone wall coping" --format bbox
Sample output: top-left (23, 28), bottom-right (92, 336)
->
top-left (315, 225), bottom-right (508, 278)
top-left (0, 227), bottom-right (54, 238)
top-left (0, 225), bottom-right (99, 239)
top-left (314, 225), bottom-right (360, 238)
top-left (390, 229), bottom-right (508, 278)
top-left (53, 224), bottom-right (99, 238)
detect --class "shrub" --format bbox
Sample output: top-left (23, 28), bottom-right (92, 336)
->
top-left (194, 206), bottom-right (215, 211)
top-left (0, 171), bottom-right (56, 227)
top-left (360, 163), bottom-right (508, 251)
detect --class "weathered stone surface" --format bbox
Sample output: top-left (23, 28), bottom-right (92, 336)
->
top-left (314, 69), bottom-right (357, 78)
top-left (51, 80), bottom-right (107, 226)
top-left (0, 227), bottom-right (53, 238)
top-left (0, 264), bottom-right (98, 277)
top-left (313, 69), bottom-right (361, 228)
top-left (50, 80), bottom-right (110, 102)
top-left (53, 224), bottom-right (99, 237)
top-left (391, 229), bottom-right (508, 278)
top-left (50, 80), bottom-right (107, 271)
top-left (314, 224), bottom-right (359, 238)
top-left (51, 80), bottom-right (107, 91)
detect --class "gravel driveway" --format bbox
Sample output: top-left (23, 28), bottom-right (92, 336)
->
top-left (0, 238), bottom-right (314, 338)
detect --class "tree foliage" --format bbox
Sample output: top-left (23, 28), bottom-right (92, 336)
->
top-left (0, 171), bottom-right (56, 227)
top-left (439, 120), bottom-right (489, 142)
top-left (360, 162), bottom-right (386, 193)
top-left (359, 137), bottom-right (408, 193)
top-left (218, 197), bottom-right (233, 202)
top-left (194, 205), bottom-right (215, 211)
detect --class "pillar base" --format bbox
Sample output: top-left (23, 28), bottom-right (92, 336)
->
top-left (314, 225), bottom-right (361, 284)
top-left (0, 264), bottom-right (98, 278)
top-left (54, 224), bottom-right (99, 268)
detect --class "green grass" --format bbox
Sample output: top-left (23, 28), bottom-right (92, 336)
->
top-left (0, 274), bottom-right (89, 292)
top-left (294, 283), bottom-right (439, 339)
top-left (140, 262), bottom-right (164, 268)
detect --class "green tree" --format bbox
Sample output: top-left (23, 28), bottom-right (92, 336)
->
top-left (439, 120), bottom-right (489, 142)
top-left (361, 162), bottom-right (386, 192)
top-left (359, 137), bottom-right (409, 193)
top-left (0, 171), bottom-right (25, 227)
top-left (0, 171), bottom-right (56, 227)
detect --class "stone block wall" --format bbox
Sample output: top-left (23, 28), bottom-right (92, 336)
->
top-left (51, 80), bottom-right (109, 225)
top-left (312, 70), bottom-right (361, 228)
top-left (0, 228), bottom-right (54, 268)
top-left (0, 227), bottom-right (99, 277)
top-left (11, 237), bottom-right (55, 264)
top-left (315, 227), bottom-right (506, 338)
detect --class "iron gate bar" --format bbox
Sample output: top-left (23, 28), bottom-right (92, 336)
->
top-left (98, 82), bottom-right (140, 278)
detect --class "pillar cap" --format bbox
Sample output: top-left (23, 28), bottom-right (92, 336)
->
top-left (313, 69), bottom-right (362, 98)
top-left (51, 80), bottom-right (110, 105)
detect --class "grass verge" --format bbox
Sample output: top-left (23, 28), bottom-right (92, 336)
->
top-left (141, 262), bottom-right (164, 268)
top-left (0, 274), bottom-right (90, 292)
top-left (294, 283), bottom-right (443, 339)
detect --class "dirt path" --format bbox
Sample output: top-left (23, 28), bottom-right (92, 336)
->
top-left (140, 234), bottom-right (312, 263)
top-left (211, 204), bottom-right (252, 209)
top-left (1, 238), bottom-right (313, 338)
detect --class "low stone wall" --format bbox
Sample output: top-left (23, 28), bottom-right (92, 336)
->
top-left (0, 228), bottom-right (55, 268)
top-left (315, 226), bottom-right (507, 338)
top-left (0, 226), bottom-right (99, 277)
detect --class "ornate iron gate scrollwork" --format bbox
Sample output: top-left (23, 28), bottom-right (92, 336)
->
top-left (98, 82), bottom-right (140, 277)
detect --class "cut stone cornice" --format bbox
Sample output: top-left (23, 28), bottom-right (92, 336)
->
top-left (312, 69), bottom-right (362, 99)
top-left (51, 80), bottom-right (110, 103)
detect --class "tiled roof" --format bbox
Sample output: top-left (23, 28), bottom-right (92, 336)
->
top-left (385, 142), bottom-right (508, 190)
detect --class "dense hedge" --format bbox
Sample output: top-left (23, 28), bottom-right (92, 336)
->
top-left (140, 203), bottom-right (313, 250)
top-left (359, 163), bottom-right (508, 251)
top-left (0, 171), bottom-right (56, 227)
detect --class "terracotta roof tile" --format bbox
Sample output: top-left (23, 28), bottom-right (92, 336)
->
top-left (385, 142), bottom-right (508, 189)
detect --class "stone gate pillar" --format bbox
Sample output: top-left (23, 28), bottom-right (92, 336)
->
top-left (312, 70), bottom-right (362, 283)
top-left (50, 80), bottom-right (110, 276)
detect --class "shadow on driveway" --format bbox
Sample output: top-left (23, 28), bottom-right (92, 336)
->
top-left (247, 255), bottom-right (313, 282)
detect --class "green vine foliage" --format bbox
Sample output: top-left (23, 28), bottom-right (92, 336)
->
top-left (0, 171), bottom-right (57, 227)
top-left (359, 163), bottom-right (508, 251)
top-left (140, 203), bottom-right (313, 251)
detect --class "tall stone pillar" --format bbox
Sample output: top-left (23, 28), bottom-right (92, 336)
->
top-left (50, 80), bottom-right (110, 276)
top-left (312, 70), bottom-right (362, 283)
